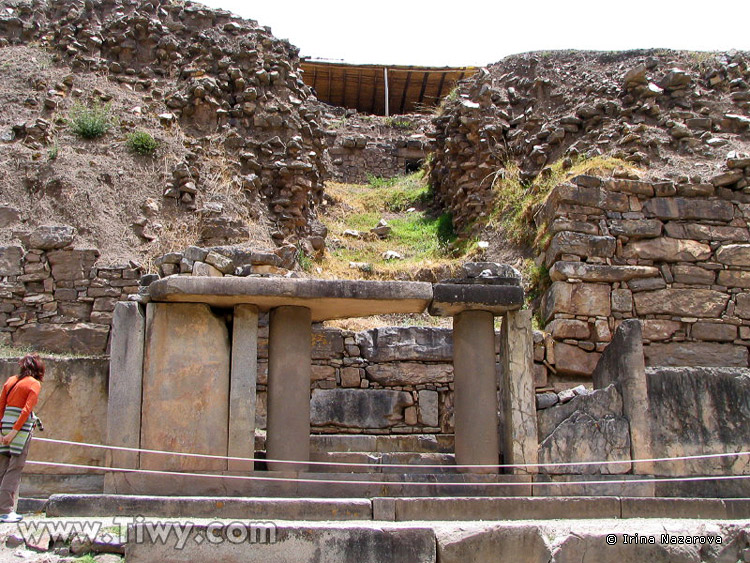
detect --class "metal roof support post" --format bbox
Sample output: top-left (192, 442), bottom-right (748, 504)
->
top-left (384, 67), bottom-right (390, 117)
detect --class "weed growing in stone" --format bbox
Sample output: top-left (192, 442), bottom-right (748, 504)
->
top-left (490, 155), bottom-right (630, 248)
top-left (68, 102), bottom-right (114, 139)
top-left (383, 117), bottom-right (414, 130)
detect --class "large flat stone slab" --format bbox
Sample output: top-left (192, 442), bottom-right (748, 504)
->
top-left (141, 303), bottom-right (230, 471)
top-left (429, 283), bottom-right (524, 316)
top-left (358, 327), bottom-right (453, 361)
top-left (12, 322), bottom-right (110, 355)
top-left (148, 277), bottom-right (433, 321)
top-left (646, 367), bottom-right (750, 476)
top-left (310, 389), bottom-right (414, 429)
top-left (105, 471), bottom-right (534, 498)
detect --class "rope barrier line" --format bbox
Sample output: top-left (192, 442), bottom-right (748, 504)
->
top-left (24, 459), bottom-right (750, 488)
top-left (32, 436), bottom-right (750, 470)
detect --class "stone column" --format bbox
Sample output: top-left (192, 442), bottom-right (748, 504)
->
top-left (267, 306), bottom-right (311, 472)
top-left (228, 305), bottom-right (258, 472)
top-left (105, 302), bottom-right (145, 493)
top-left (453, 310), bottom-right (499, 473)
top-left (500, 309), bottom-right (539, 475)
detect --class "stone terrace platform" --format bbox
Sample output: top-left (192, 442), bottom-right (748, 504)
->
top-left (107, 266), bottom-right (537, 496)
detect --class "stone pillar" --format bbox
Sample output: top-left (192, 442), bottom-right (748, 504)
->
top-left (105, 302), bottom-right (145, 493)
top-left (500, 309), bottom-right (539, 475)
top-left (267, 306), bottom-right (311, 472)
top-left (592, 319), bottom-right (653, 474)
top-left (141, 303), bottom-right (231, 472)
top-left (228, 305), bottom-right (258, 472)
top-left (453, 310), bottom-right (499, 473)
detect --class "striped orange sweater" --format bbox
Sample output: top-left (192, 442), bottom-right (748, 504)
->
top-left (0, 376), bottom-right (41, 431)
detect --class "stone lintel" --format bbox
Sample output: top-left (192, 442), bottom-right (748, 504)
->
top-left (148, 277), bottom-right (433, 321)
top-left (429, 283), bottom-right (524, 316)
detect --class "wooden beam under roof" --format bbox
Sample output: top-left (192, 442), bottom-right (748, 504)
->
top-left (300, 60), bottom-right (477, 115)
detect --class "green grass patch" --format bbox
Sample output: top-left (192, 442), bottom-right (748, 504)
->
top-left (362, 171), bottom-right (431, 211)
top-left (320, 172), bottom-right (469, 278)
top-left (490, 155), bottom-right (630, 249)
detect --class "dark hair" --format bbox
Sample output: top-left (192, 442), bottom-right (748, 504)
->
top-left (18, 354), bottom-right (45, 382)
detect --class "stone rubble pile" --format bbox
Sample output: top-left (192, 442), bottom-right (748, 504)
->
top-left (537, 155), bottom-right (750, 377)
top-left (0, 0), bottom-right (328, 244)
top-left (428, 50), bottom-right (750, 233)
top-left (322, 111), bottom-right (434, 183)
top-left (151, 243), bottom-right (298, 278)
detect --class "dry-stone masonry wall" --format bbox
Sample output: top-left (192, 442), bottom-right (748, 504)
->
top-left (428, 50), bottom-right (750, 234)
top-left (0, 0), bottom-right (328, 244)
top-left (0, 226), bottom-right (303, 354)
top-left (254, 323), bottom-right (549, 435)
top-left (323, 112), bottom-right (434, 183)
top-left (0, 225), bottom-right (141, 354)
top-left (537, 158), bottom-right (750, 380)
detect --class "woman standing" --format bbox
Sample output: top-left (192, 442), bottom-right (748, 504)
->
top-left (0, 354), bottom-right (44, 523)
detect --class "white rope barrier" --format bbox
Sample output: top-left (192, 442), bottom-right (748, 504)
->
top-left (24, 459), bottom-right (750, 488)
top-left (32, 436), bottom-right (750, 471)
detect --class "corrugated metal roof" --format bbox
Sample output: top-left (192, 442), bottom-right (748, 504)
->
top-left (300, 60), bottom-right (477, 115)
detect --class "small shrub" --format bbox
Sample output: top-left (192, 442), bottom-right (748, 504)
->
top-left (68, 102), bottom-right (114, 139)
top-left (47, 142), bottom-right (59, 161)
top-left (126, 130), bottom-right (158, 155)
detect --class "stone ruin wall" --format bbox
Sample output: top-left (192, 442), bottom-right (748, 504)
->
top-left (254, 324), bottom-right (548, 437)
top-left (0, 223), bottom-right (309, 353)
top-left (427, 51), bottom-right (750, 235)
top-left (537, 158), bottom-right (750, 383)
top-left (0, 0), bottom-right (329, 244)
top-left (323, 113), bottom-right (434, 183)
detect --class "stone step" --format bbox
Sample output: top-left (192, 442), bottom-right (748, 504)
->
top-left (46, 495), bottom-right (372, 520)
top-left (45, 494), bottom-right (750, 521)
top-left (255, 433), bottom-right (455, 455)
top-left (308, 452), bottom-right (457, 473)
top-left (104, 471), bottom-right (534, 497)
top-left (84, 517), bottom-right (750, 563)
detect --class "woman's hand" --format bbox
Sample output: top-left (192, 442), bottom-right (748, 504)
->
top-left (1, 430), bottom-right (18, 446)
